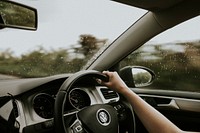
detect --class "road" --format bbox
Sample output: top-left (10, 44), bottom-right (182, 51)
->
top-left (0, 74), bottom-right (19, 80)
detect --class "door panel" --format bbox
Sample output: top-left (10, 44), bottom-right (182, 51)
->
top-left (132, 89), bottom-right (200, 132)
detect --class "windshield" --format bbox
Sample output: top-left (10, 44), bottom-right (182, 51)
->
top-left (0, 0), bottom-right (146, 78)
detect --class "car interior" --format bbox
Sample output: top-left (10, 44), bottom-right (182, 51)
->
top-left (0, 0), bottom-right (200, 133)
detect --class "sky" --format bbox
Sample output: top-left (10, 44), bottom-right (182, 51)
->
top-left (0, 0), bottom-right (200, 56)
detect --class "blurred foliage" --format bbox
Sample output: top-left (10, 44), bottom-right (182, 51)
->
top-left (0, 34), bottom-right (199, 92)
top-left (120, 41), bottom-right (200, 92)
top-left (0, 34), bottom-right (107, 78)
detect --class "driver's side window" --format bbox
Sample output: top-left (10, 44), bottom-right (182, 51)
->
top-left (120, 16), bottom-right (200, 92)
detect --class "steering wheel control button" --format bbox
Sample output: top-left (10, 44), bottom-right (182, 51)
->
top-left (96, 109), bottom-right (111, 126)
top-left (71, 120), bottom-right (85, 133)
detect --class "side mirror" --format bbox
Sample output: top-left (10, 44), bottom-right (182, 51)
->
top-left (120, 66), bottom-right (155, 87)
top-left (0, 1), bottom-right (37, 30)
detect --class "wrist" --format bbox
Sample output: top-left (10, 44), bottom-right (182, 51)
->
top-left (119, 85), bottom-right (131, 95)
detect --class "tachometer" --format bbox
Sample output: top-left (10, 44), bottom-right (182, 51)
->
top-left (33, 93), bottom-right (55, 119)
top-left (69, 89), bottom-right (91, 110)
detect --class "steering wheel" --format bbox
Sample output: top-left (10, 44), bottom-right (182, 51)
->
top-left (54, 70), bottom-right (135, 133)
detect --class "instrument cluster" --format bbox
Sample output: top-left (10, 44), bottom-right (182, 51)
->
top-left (32, 88), bottom-right (91, 119)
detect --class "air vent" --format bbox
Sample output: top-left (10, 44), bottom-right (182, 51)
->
top-left (100, 88), bottom-right (118, 99)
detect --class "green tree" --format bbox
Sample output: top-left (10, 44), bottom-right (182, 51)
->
top-left (74, 34), bottom-right (107, 58)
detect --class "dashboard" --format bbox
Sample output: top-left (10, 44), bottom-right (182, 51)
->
top-left (13, 78), bottom-right (121, 132)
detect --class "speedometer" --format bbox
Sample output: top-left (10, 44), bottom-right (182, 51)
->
top-left (69, 89), bottom-right (91, 110)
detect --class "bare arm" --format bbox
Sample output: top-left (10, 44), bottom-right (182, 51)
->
top-left (99, 71), bottom-right (198, 133)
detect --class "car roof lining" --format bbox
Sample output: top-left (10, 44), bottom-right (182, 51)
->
top-left (153, 0), bottom-right (200, 29)
top-left (112, 0), bottom-right (183, 11)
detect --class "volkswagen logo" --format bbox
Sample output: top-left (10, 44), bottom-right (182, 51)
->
top-left (96, 109), bottom-right (111, 126)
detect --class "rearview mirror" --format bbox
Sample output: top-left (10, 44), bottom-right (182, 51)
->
top-left (0, 1), bottom-right (37, 30)
top-left (120, 66), bottom-right (155, 87)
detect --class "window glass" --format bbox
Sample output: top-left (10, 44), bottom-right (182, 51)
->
top-left (120, 16), bottom-right (200, 92)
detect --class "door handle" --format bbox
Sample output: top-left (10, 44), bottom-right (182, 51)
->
top-left (157, 99), bottom-right (179, 109)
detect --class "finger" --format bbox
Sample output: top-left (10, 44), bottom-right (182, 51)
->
top-left (102, 71), bottom-right (109, 74)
